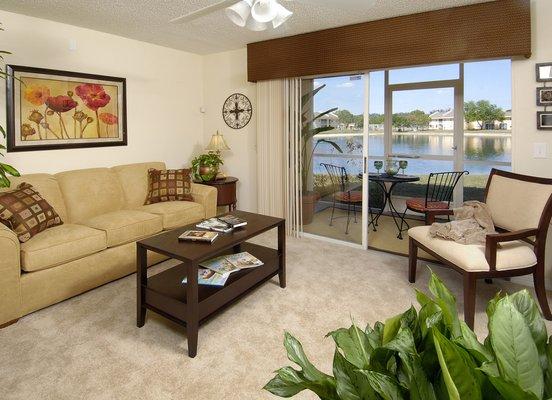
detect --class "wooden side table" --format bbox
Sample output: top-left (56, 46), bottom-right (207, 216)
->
top-left (195, 177), bottom-right (238, 212)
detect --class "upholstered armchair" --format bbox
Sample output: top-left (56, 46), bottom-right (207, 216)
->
top-left (408, 169), bottom-right (552, 329)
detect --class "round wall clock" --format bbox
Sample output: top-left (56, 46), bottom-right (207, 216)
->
top-left (222, 93), bottom-right (252, 129)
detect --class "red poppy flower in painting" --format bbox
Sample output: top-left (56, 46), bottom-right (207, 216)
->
top-left (45, 95), bottom-right (78, 113)
top-left (99, 113), bottom-right (118, 125)
top-left (99, 112), bottom-right (118, 137)
top-left (24, 85), bottom-right (51, 106)
top-left (75, 84), bottom-right (111, 111)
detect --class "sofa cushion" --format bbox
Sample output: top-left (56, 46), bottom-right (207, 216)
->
top-left (82, 210), bottom-right (163, 247)
top-left (145, 168), bottom-right (193, 204)
top-left (138, 201), bottom-right (205, 230)
top-left (0, 183), bottom-right (64, 243)
top-left (111, 162), bottom-right (166, 209)
top-left (4, 174), bottom-right (69, 222)
top-left (21, 224), bottom-right (107, 272)
top-left (408, 225), bottom-right (537, 272)
top-left (55, 168), bottom-right (125, 223)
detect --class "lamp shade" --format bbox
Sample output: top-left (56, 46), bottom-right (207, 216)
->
top-left (246, 17), bottom-right (268, 31)
top-left (272, 3), bottom-right (292, 28)
top-left (206, 131), bottom-right (231, 152)
top-left (225, 0), bottom-right (252, 27)
top-left (251, 0), bottom-right (278, 23)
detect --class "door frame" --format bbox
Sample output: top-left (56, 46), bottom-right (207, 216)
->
top-left (383, 66), bottom-right (465, 206)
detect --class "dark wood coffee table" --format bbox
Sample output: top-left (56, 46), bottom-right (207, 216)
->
top-left (136, 210), bottom-right (285, 357)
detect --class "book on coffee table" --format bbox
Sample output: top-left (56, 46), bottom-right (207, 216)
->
top-left (217, 215), bottom-right (247, 228)
top-left (196, 218), bottom-right (233, 233)
top-left (182, 268), bottom-right (228, 286)
top-left (178, 230), bottom-right (218, 243)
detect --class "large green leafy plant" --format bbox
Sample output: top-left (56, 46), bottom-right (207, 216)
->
top-left (0, 23), bottom-right (20, 188)
top-left (191, 152), bottom-right (223, 182)
top-left (265, 271), bottom-right (552, 399)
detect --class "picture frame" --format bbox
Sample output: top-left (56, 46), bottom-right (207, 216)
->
top-left (536, 62), bottom-right (552, 82)
top-left (537, 87), bottom-right (552, 106)
top-left (537, 112), bottom-right (552, 130)
top-left (6, 65), bottom-right (127, 152)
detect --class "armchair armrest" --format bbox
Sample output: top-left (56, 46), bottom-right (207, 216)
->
top-left (0, 224), bottom-right (22, 326)
top-left (426, 209), bottom-right (454, 224)
top-left (485, 228), bottom-right (538, 270)
top-left (191, 183), bottom-right (218, 218)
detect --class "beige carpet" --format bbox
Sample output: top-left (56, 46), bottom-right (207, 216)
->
top-left (1, 233), bottom-right (551, 400)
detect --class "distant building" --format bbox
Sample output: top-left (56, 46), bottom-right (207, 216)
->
top-left (313, 111), bottom-right (339, 129)
top-left (429, 109), bottom-right (454, 130)
top-left (430, 109), bottom-right (512, 131)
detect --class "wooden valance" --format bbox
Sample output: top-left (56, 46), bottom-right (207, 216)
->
top-left (247, 0), bottom-right (531, 82)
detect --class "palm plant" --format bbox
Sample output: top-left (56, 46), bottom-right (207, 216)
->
top-left (301, 84), bottom-right (343, 193)
top-left (265, 270), bottom-right (552, 400)
top-left (0, 23), bottom-right (20, 188)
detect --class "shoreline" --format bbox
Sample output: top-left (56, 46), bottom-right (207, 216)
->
top-left (317, 130), bottom-right (512, 138)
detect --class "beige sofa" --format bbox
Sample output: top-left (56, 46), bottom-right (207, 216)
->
top-left (0, 162), bottom-right (217, 327)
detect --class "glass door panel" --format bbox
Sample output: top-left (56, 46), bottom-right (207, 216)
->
top-left (300, 75), bottom-right (366, 245)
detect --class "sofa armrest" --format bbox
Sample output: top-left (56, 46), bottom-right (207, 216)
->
top-left (191, 183), bottom-right (218, 218)
top-left (0, 224), bottom-right (22, 326)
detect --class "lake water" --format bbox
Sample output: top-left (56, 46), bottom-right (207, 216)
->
top-left (313, 133), bottom-right (512, 176)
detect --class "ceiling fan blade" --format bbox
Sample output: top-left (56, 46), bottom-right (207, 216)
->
top-left (170, 0), bottom-right (239, 24)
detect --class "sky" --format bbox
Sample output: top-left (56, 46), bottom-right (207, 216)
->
top-left (313, 59), bottom-right (512, 115)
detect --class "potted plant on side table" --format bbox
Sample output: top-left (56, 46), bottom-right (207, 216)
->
top-left (0, 23), bottom-right (20, 188)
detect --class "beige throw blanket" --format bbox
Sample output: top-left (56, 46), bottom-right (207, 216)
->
top-left (429, 201), bottom-right (495, 245)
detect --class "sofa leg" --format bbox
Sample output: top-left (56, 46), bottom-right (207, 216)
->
top-left (408, 238), bottom-right (418, 283)
top-left (0, 318), bottom-right (19, 329)
top-left (463, 274), bottom-right (476, 329)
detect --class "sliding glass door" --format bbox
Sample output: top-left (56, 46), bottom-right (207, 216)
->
top-left (300, 75), bottom-right (368, 246)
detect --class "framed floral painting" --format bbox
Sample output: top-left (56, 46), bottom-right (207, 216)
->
top-left (6, 65), bottom-right (127, 152)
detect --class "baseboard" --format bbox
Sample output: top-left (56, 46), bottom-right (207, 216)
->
top-left (0, 318), bottom-right (19, 329)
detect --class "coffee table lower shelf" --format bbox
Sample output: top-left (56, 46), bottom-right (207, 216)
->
top-left (141, 242), bottom-right (282, 355)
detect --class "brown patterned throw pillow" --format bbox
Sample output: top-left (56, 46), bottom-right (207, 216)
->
top-left (0, 183), bottom-right (63, 243)
top-left (145, 168), bottom-right (193, 204)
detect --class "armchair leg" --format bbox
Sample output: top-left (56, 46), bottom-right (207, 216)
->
top-left (533, 267), bottom-right (552, 320)
top-left (408, 238), bottom-right (418, 283)
top-left (463, 274), bottom-right (476, 329)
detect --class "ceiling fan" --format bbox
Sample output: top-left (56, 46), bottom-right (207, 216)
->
top-left (170, 0), bottom-right (376, 31)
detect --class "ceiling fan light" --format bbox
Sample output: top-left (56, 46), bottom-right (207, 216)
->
top-left (246, 17), bottom-right (268, 31)
top-left (251, 0), bottom-right (278, 23)
top-left (272, 3), bottom-right (292, 28)
top-left (225, 0), bottom-right (253, 27)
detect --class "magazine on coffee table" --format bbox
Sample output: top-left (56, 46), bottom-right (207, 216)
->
top-left (196, 218), bottom-right (233, 233)
top-left (182, 268), bottom-right (228, 286)
top-left (199, 255), bottom-right (240, 276)
top-left (178, 230), bottom-right (219, 243)
top-left (225, 252), bottom-right (264, 269)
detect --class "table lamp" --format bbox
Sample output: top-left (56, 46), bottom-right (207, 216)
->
top-left (206, 130), bottom-right (231, 154)
top-left (206, 130), bottom-right (231, 179)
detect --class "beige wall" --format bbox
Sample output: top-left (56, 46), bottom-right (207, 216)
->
top-left (0, 10), bottom-right (205, 173)
top-left (512, 0), bottom-right (552, 177)
top-left (202, 49), bottom-right (258, 212)
top-left (511, 0), bottom-right (552, 287)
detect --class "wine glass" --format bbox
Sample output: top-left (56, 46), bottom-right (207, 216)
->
top-left (399, 160), bottom-right (408, 175)
top-left (374, 160), bottom-right (383, 174)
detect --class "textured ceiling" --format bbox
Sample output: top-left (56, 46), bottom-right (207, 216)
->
top-left (0, 0), bottom-right (494, 55)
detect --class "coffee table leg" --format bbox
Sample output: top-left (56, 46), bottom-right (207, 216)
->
top-left (278, 221), bottom-right (286, 288)
top-left (137, 244), bottom-right (147, 327)
top-left (186, 261), bottom-right (199, 358)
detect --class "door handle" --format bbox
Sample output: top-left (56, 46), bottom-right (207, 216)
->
top-left (363, 156), bottom-right (367, 174)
